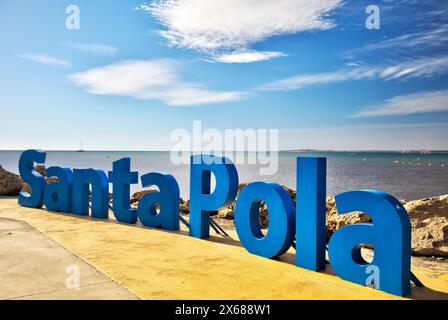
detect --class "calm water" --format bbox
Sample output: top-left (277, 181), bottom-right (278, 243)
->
top-left (1, 151), bottom-right (447, 200)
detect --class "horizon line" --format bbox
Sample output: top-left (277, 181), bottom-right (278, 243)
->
top-left (1, 149), bottom-right (447, 153)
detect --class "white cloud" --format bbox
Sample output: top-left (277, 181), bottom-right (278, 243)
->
top-left (381, 56), bottom-right (448, 80)
top-left (145, 0), bottom-right (342, 63)
top-left (260, 69), bottom-right (372, 91)
top-left (261, 56), bottom-right (448, 91)
top-left (64, 42), bottom-right (118, 56)
top-left (135, 4), bottom-right (152, 12)
top-left (69, 60), bottom-right (246, 106)
top-left (346, 26), bottom-right (448, 58)
top-left (213, 50), bottom-right (286, 64)
top-left (16, 54), bottom-right (70, 68)
top-left (349, 90), bottom-right (448, 118)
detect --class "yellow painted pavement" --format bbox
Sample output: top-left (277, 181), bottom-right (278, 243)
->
top-left (1, 198), bottom-right (447, 300)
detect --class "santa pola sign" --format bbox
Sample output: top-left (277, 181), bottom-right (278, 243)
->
top-left (18, 150), bottom-right (411, 296)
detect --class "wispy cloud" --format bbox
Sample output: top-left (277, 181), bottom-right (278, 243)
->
top-left (345, 26), bottom-right (448, 59)
top-left (64, 42), bottom-right (118, 56)
top-left (260, 56), bottom-right (448, 91)
top-left (368, 26), bottom-right (447, 51)
top-left (69, 60), bottom-right (246, 106)
top-left (16, 54), bottom-right (71, 68)
top-left (141, 0), bottom-right (342, 63)
top-left (380, 0), bottom-right (448, 27)
top-left (380, 56), bottom-right (448, 80)
top-left (213, 50), bottom-right (286, 64)
top-left (349, 90), bottom-right (448, 118)
top-left (260, 69), bottom-right (371, 91)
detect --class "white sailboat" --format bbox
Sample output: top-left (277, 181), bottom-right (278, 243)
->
top-left (77, 139), bottom-right (85, 152)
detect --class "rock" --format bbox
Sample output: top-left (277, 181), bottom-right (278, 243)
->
top-left (404, 195), bottom-right (448, 257)
top-left (35, 165), bottom-right (47, 177)
top-left (0, 165), bottom-right (23, 196)
top-left (325, 196), bottom-right (371, 239)
top-left (39, 165), bottom-right (63, 184)
top-left (21, 165), bottom-right (60, 194)
top-left (21, 183), bottom-right (32, 194)
top-left (130, 190), bottom-right (189, 215)
top-left (258, 202), bottom-right (269, 229)
top-left (217, 208), bottom-right (234, 220)
top-left (47, 177), bottom-right (59, 184)
top-left (216, 183), bottom-right (247, 220)
top-left (180, 199), bottom-right (189, 215)
top-left (130, 190), bottom-right (158, 205)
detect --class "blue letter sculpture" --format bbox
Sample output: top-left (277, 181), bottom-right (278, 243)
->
top-left (189, 155), bottom-right (238, 239)
top-left (18, 150), bottom-right (46, 208)
top-left (296, 157), bottom-right (327, 271)
top-left (327, 190), bottom-right (411, 296)
top-left (72, 169), bottom-right (109, 219)
top-left (235, 182), bottom-right (295, 259)
top-left (44, 167), bottom-right (73, 213)
top-left (15, 150), bottom-right (414, 297)
top-left (109, 158), bottom-right (138, 224)
top-left (137, 172), bottom-right (180, 230)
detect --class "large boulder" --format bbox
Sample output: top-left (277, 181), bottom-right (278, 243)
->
top-left (34, 165), bottom-right (46, 177)
top-left (180, 199), bottom-right (190, 215)
top-left (21, 165), bottom-right (59, 194)
top-left (130, 190), bottom-right (158, 205)
top-left (216, 183), bottom-right (248, 220)
top-left (0, 165), bottom-right (23, 196)
top-left (404, 195), bottom-right (448, 257)
top-left (130, 190), bottom-right (189, 214)
top-left (325, 196), bottom-right (371, 239)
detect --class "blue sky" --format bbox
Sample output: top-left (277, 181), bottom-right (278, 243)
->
top-left (0, 0), bottom-right (447, 151)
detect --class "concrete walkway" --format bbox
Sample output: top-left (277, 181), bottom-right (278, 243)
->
top-left (0, 217), bottom-right (138, 300)
top-left (0, 198), bottom-right (447, 300)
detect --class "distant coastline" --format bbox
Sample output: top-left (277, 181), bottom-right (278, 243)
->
top-left (1, 149), bottom-right (448, 153)
top-left (282, 149), bottom-right (448, 154)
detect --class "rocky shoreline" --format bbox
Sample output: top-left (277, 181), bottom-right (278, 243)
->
top-left (1, 165), bottom-right (447, 258)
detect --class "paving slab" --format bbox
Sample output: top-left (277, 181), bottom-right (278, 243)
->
top-left (0, 217), bottom-right (138, 300)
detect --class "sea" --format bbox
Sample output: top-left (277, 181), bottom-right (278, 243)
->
top-left (1, 150), bottom-right (447, 201)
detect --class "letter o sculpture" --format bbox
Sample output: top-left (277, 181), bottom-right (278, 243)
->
top-left (235, 182), bottom-right (295, 259)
